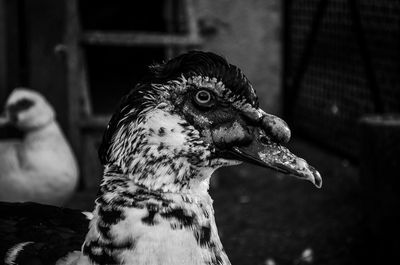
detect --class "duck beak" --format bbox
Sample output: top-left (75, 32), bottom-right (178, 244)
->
top-left (0, 111), bottom-right (24, 139)
top-left (226, 114), bottom-right (322, 188)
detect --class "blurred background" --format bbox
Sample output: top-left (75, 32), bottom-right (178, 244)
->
top-left (0, 0), bottom-right (399, 264)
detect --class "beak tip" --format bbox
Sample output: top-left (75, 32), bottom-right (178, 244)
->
top-left (312, 171), bottom-right (323, 188)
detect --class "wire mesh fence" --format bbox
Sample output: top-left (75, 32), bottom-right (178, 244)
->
top-left (284, 0), bottom-right (400, 158)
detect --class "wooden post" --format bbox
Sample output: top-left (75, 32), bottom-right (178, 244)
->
top-left (0, 0), bottom-right (6, 103)
top-left (65, 0), bottom-right (93, 190)
top-left (0, 0), bottom-right (21, 98)
top-left (24, 0), bottom-right (68, 131)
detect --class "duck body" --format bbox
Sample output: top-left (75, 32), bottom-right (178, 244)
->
top-left (0, 89), bottom-right (78, 206)
top-left (0, 121), bottom-right (78, 205)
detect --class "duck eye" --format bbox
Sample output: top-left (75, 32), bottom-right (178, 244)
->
top-left (195, 90), bottom-right (211, 103)
top-left (194, 90), bottom-right (213, 108)
top-left (7, 98), bottom-right (35, 114)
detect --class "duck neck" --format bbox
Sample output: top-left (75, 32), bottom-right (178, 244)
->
top-left (24, 120), bottom-right (60, 141)
top-left (117, 146), bottom-right (215, 193)
top-left (81, 166), bottom-right (231, 265)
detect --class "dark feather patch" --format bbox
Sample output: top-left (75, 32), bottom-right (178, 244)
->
top-left (7, 98), bottom-right (35, 114)
top-left (83, 238), bottom-right (136, 265)
top-left (209, 253), bottom-right (224, 265)
top-left (0, 202), bottom-right (88, 265)
top-left (149, 51), bottom-right (258, 107)
top-left (83, 242), bottom-right (117, 265)
top-left (158, 127), bottom-right (166, 136)
top-left (97, 222), bottom-right (112, 240)
top-left (141, 203), bottom-right (159, 226)
top-left (195, 224), bottom-right (211, 247)
top-left (98, 207), bottom-right (124, 225)
top-left (160, 208), bottom-right (195, 228)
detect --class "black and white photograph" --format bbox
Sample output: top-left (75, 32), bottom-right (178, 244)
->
top-left (0, 1), bottom-right (399, 264)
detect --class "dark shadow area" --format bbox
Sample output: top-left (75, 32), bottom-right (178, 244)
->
top-left (211, 138), bottom-right (368, 265)
top-left (79, 0), bottom-right (169, 32)
top-left (85, 46), bottom-right (165, 114)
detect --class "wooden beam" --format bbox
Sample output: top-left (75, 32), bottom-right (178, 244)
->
top-left (79, 115), bottom-right (111, 131)
top-left (81, 31), bottom-right (202, 47)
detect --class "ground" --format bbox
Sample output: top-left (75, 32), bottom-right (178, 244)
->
top-left (68, 138), bottom-right (370, 265)
top-left (211, 139), bottom-right (368, 265)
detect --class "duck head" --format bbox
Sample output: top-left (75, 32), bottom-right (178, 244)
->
top-left (99, 51), bottom-right (322, 193)
top-left (0, 88), bottom-right (55, 132)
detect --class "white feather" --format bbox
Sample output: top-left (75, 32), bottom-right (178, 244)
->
top-left (5, 241), bottom-right (34, 265)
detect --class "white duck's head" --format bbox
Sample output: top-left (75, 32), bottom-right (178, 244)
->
top-left (1, 88), bottom-right (55, 131)
top-left (99, 51), bottom-right (322, 193)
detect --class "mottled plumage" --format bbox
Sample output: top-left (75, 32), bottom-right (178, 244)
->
top-left (0, 51), bottom-right (321, 265)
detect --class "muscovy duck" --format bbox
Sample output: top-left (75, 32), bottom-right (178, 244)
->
top-left (0, 51), bottom-right (321, 265)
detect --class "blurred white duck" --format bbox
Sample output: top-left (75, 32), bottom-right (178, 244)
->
top-left (0, 88), bottom-right (79, 206)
